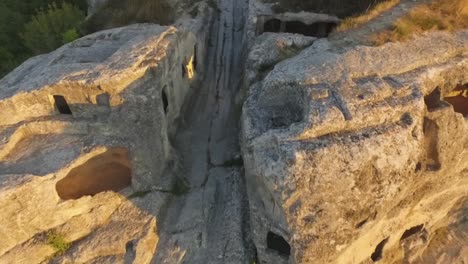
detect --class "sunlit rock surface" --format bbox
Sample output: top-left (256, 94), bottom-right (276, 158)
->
top-left (0, 22), bottom-right (206, 262)
top-left (242, 30), bottom-right (468, 263)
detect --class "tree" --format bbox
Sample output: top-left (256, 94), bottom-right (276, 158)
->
top-left (21, 3), bottom-right (85, 55)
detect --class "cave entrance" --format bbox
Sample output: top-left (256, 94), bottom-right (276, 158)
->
top-left (267, 231), bottom-right (291, 256)
top-left (53, 95), bottom-right (72, 115)
top-left (444, 83), bottom-right (468, 117)
top-left (264, 19), bottom-right (282, 32)
top-left (56, 148), bottom-right (132, 200)
top-left (262, 18), bottom-right (337, 37)
top-left (285, 21), bottom-right (336, 37)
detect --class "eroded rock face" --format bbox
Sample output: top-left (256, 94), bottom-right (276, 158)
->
top-left (0, 16), bottom-right (211, 261)
top-left (0, 23), bottom-right (204, 190)
top-left (242, 31), bottom-right (468, 263)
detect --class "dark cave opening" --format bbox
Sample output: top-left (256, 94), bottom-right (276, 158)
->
top-left (263, 19), bottom-right (337, 37)
top-left (264, 18), bottom-right (282, 33)
top-left (53, 95), bottom-right (72, 115)
top-left (285, 21), bottom-right (336, 37)
top-left (267, 231), bottom-right (291, 256)
top-left (444, 83), bottom-right (468, 117)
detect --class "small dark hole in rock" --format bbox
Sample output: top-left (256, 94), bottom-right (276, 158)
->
top-left (371, 237), bottom-right (389, 262)
top-left (182, 64), bottom-right (186, 78)
top-left (415, 162), bottom-right (422, 172)
top-left (400, 224), bottom-right (424, 241)
top-left (424, 88), bottom-right (442, 111)
top-left (400, 113), bottom-right (413, 126)
top-left (53, 95), bottom-right (72, 115)
top-left (193, 45), bottom-right (198, 71)
top-left (267, 231), bottom-right (291, 256)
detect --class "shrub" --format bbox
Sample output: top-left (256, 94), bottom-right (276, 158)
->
top-left (62, 28), bottom-right (80, 43)
top-left (371, 0), bottom-right (468, 45)
top-left (46, 231), bottom-right (71, 256)
top-left (0, 0), bottom-right (87, 78)
top-left (20, 3), bottom-right (85, 55)
top-left (84, 0), bottom-right (174, 33)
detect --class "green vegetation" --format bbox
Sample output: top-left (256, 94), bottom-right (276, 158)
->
top-left (21, 3), bottom-right (85, 55)
top-left (83, 0), bottom-right (174, 33)
top-left (372, 0), bottom-right (468, 45)
top-left (47, 230), bottom-right (71, 256)
top-left (0, 0), bottom-right (87, 78)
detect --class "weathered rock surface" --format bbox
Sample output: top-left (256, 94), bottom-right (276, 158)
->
top-left (242, 29), bottom-right (468, 263)
top-left (2, 0), bottom-right (468, 263)
top-left (0, 19), bottom-right (209, 262)
top-left (0, 23), bottom-right (203, 189)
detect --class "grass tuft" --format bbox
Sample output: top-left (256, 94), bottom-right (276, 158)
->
top-left (371, 0), bottom-right (468, 45)
top-left (47, 231), bottom-right (71, 256)
top-left (337, 0), bottom-right (401, 31)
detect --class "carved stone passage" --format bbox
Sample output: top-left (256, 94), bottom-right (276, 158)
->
top-left (56, 148), bottom-right (132, 200)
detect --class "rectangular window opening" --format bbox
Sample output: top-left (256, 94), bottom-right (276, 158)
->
top-left (53, 95), bottom-right (72, 115)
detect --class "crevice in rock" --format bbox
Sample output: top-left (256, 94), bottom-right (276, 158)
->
top-left (355, 218), bottom-right (369, 229)
top-left (370, 237), bottom-right (389, 262)
top-left (400, 224), bottom-right (425, 241)
top-left (423, 117), bottom-right (441, 171)
top-left (162, 87), bottom-right (169, 114)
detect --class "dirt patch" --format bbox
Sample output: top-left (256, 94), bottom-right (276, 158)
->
top-left (56, 148), bottom-right (132, 200)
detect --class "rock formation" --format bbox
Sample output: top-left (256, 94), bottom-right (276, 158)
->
top-left (0, 0), bottom-right (467, 263)
top-left (0, 11), bottom-right (211, 261)
top-left (243, 4), bottom-right (468, 263)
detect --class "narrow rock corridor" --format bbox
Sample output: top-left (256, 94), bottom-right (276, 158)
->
top-left (153, 0), bottom-right (253, 262)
